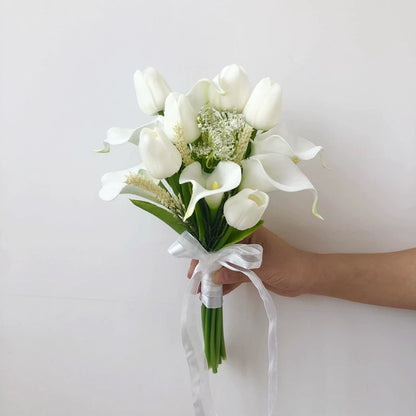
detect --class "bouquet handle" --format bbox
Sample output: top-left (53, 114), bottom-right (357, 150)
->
top-left (170, 232), bottom-right (279, 416)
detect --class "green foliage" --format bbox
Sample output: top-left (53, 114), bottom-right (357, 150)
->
top-left (130, 199), bottom-right (187, 234)
top-left (221, 220), bottom-right (264, 248)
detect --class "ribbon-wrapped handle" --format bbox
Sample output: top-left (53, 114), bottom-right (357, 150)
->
top-left (169, 231), bottom-right (278, 416)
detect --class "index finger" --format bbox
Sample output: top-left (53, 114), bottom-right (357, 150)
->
top-left (187, 259), bottom-right (198, 278)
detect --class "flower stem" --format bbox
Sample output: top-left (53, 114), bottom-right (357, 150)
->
top-left (201, 305), bottom-right (226, 372)
top-left (210, 308), bottom-right (217, 373)
top-left (203, 304), bottom-right (211, 368)
top-left (213, 226), bottom-right (233, 251)
top-left (194, 203), bottom-right (206, 245)
top-left (217, 307), bottom-right (223, 364)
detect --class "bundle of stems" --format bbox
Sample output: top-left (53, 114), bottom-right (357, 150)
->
top-left (135, 173), bottom-right (262, 373)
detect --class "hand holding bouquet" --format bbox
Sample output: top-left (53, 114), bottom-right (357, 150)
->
top-left (97, 64), bottom-right (323, 380)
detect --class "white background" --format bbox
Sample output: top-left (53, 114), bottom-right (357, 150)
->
top-left (1, 0), bottom-right (416, 415)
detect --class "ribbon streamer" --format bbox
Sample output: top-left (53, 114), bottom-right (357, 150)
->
top-left (168, 231), bottom-right (279, 416)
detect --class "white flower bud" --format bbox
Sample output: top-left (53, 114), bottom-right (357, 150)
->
top-left (164, 92), bottom-right (200, 143)
top-left (209, 64), bottom-right (250, 112)
top-left (243, 78), bottom-right (282, 131)
top-left (139, 127), bottom-right (182, 179)
top-left (134, 68), bottom-right (171, 115)
top-left (224, 188), bottom-right (269, 230)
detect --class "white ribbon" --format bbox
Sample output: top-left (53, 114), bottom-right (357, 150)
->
top-left (168, 231), bottom-right (278, 416)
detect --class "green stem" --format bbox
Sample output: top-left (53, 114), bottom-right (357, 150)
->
top-left (213, 226), bottom-right (233, 251)
top-left (203, 305), bottom-right (211, 368)
top-left (194, 203), bottom-right (206, 245)
top-left (216, 308), bottom-right (223, 365)
top-left (220, 310), bottom-right (226, 361)
top-left (210, 308), bottom-right (217, 373)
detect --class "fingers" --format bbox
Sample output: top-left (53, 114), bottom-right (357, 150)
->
top-left (223, 282), bottom-right (242, 295)
top-left (187, 259), bottom-right (198, 278)
top-left (212, 267), bottom-right (249, 285)
top-left (188, 264), bottom-right (247, 297)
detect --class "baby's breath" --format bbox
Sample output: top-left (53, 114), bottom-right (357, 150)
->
top-left (192, 104), bottom-right (249, 168)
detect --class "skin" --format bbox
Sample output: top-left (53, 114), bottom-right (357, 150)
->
top-left (188, 226), bottom-right (416, 310)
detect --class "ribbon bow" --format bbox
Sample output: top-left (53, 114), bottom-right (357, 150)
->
top-left (169, 231), bottom-right (279, 416)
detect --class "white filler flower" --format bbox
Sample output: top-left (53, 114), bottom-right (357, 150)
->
top-left (179, 161), bottom-right (241, 219)
top-left (224, 188), bottom-right (269, 230)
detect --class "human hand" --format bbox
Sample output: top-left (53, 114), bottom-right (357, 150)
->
top-left (187, 226), bottom-right (314, 297)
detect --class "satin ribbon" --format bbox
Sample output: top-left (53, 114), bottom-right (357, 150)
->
top-left (168, 231), bottom-right (278, 416)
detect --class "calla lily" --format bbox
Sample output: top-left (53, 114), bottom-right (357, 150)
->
top-left (134, 67), bottom-right (171, 115)
top-left (208, 64), bottom-right (250, 112)
top-left (99, 165), bottom-right (159, 202)
top-left (241, 154), bottom-right (322, 219)
top-left (164, 92), bottom-right (200, 143)
top-left (95, 117), bottom-right (163, 153)
top-left (179, 161), bottom-right (241, 219)
top-left (252, 127), bottom-right (323, 163)
top-left (139, 127), bottom-right (182, 179)
top-left (224, 188), bottom-right (269, 230)
top-left (243, 77), bottom-right (282, 131)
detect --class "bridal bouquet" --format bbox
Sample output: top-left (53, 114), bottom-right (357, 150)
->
top-left (97, 64), bottom-right (323, 410)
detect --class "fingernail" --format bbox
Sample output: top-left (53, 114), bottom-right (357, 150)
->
top-left (212, 270), bottom-right (223, 285)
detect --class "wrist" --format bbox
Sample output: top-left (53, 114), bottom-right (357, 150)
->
top-left (296, 251), bottom-right (325, 296)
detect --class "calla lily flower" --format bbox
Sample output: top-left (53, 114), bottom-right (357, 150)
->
top-left (209, 64), bottom-right (250, 112)
top-left (134, 67), bottom-right (171, 115)
top-left (224, 188), bottom-right (269, 230)
top-left (164, 92), bottom-right (200, 143)
top-left (179, 161), bottom-right (241, 220)
top-left (252, 127), bottom-right (323, 163)
top-left (95, 117), bottom-right (163, 153)
top-left (139, 127), bottom-right (182, 179)
top-left (241, 154), bottom-right (322, 219)
top-left (243, 77), bottom-right (282, 131)
top-left (99, 165), bottom-right (159, 202)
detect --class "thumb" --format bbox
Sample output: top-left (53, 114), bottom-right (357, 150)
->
top-left (212, 267), bottom-right (250, 285)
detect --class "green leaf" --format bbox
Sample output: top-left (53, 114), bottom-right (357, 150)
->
top-left (130, 199), bottom-right (187, 234)
top-left (222, 220), bottom-right (264, 248)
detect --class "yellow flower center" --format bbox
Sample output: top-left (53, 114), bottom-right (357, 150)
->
top-left (211, 181), bottom-right (219, 190)
top-left (291, 156), bottom-right (300, 164)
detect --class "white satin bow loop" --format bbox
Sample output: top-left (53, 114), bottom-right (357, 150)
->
top-left (168, 231), bottom-right (279, 416)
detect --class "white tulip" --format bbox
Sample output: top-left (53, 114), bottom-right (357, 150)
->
top-left (224, 188), bottom-right (269, 230)
top-left (164, 92), bottom-right (200, 143)
top-left (179, 161), bottom-right (241, 219)
top-left (186, 79), bottom-right (211, 112)
top-left (99, 165), bottom-right (159, 202)
top-left (139, 127), bottom-right (182, 179)
top-left (243, 78), bottom-right (282, 131)
top-left (134, 67), bottom-right (171, 115)
top-left (209, 64), bottom-right (250, 112)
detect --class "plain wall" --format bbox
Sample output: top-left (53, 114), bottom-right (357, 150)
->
top-left (1, 0), bottom-right (416, 415)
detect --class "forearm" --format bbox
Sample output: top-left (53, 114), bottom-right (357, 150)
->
top-left (305, 249), bottom-right (416, 310)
